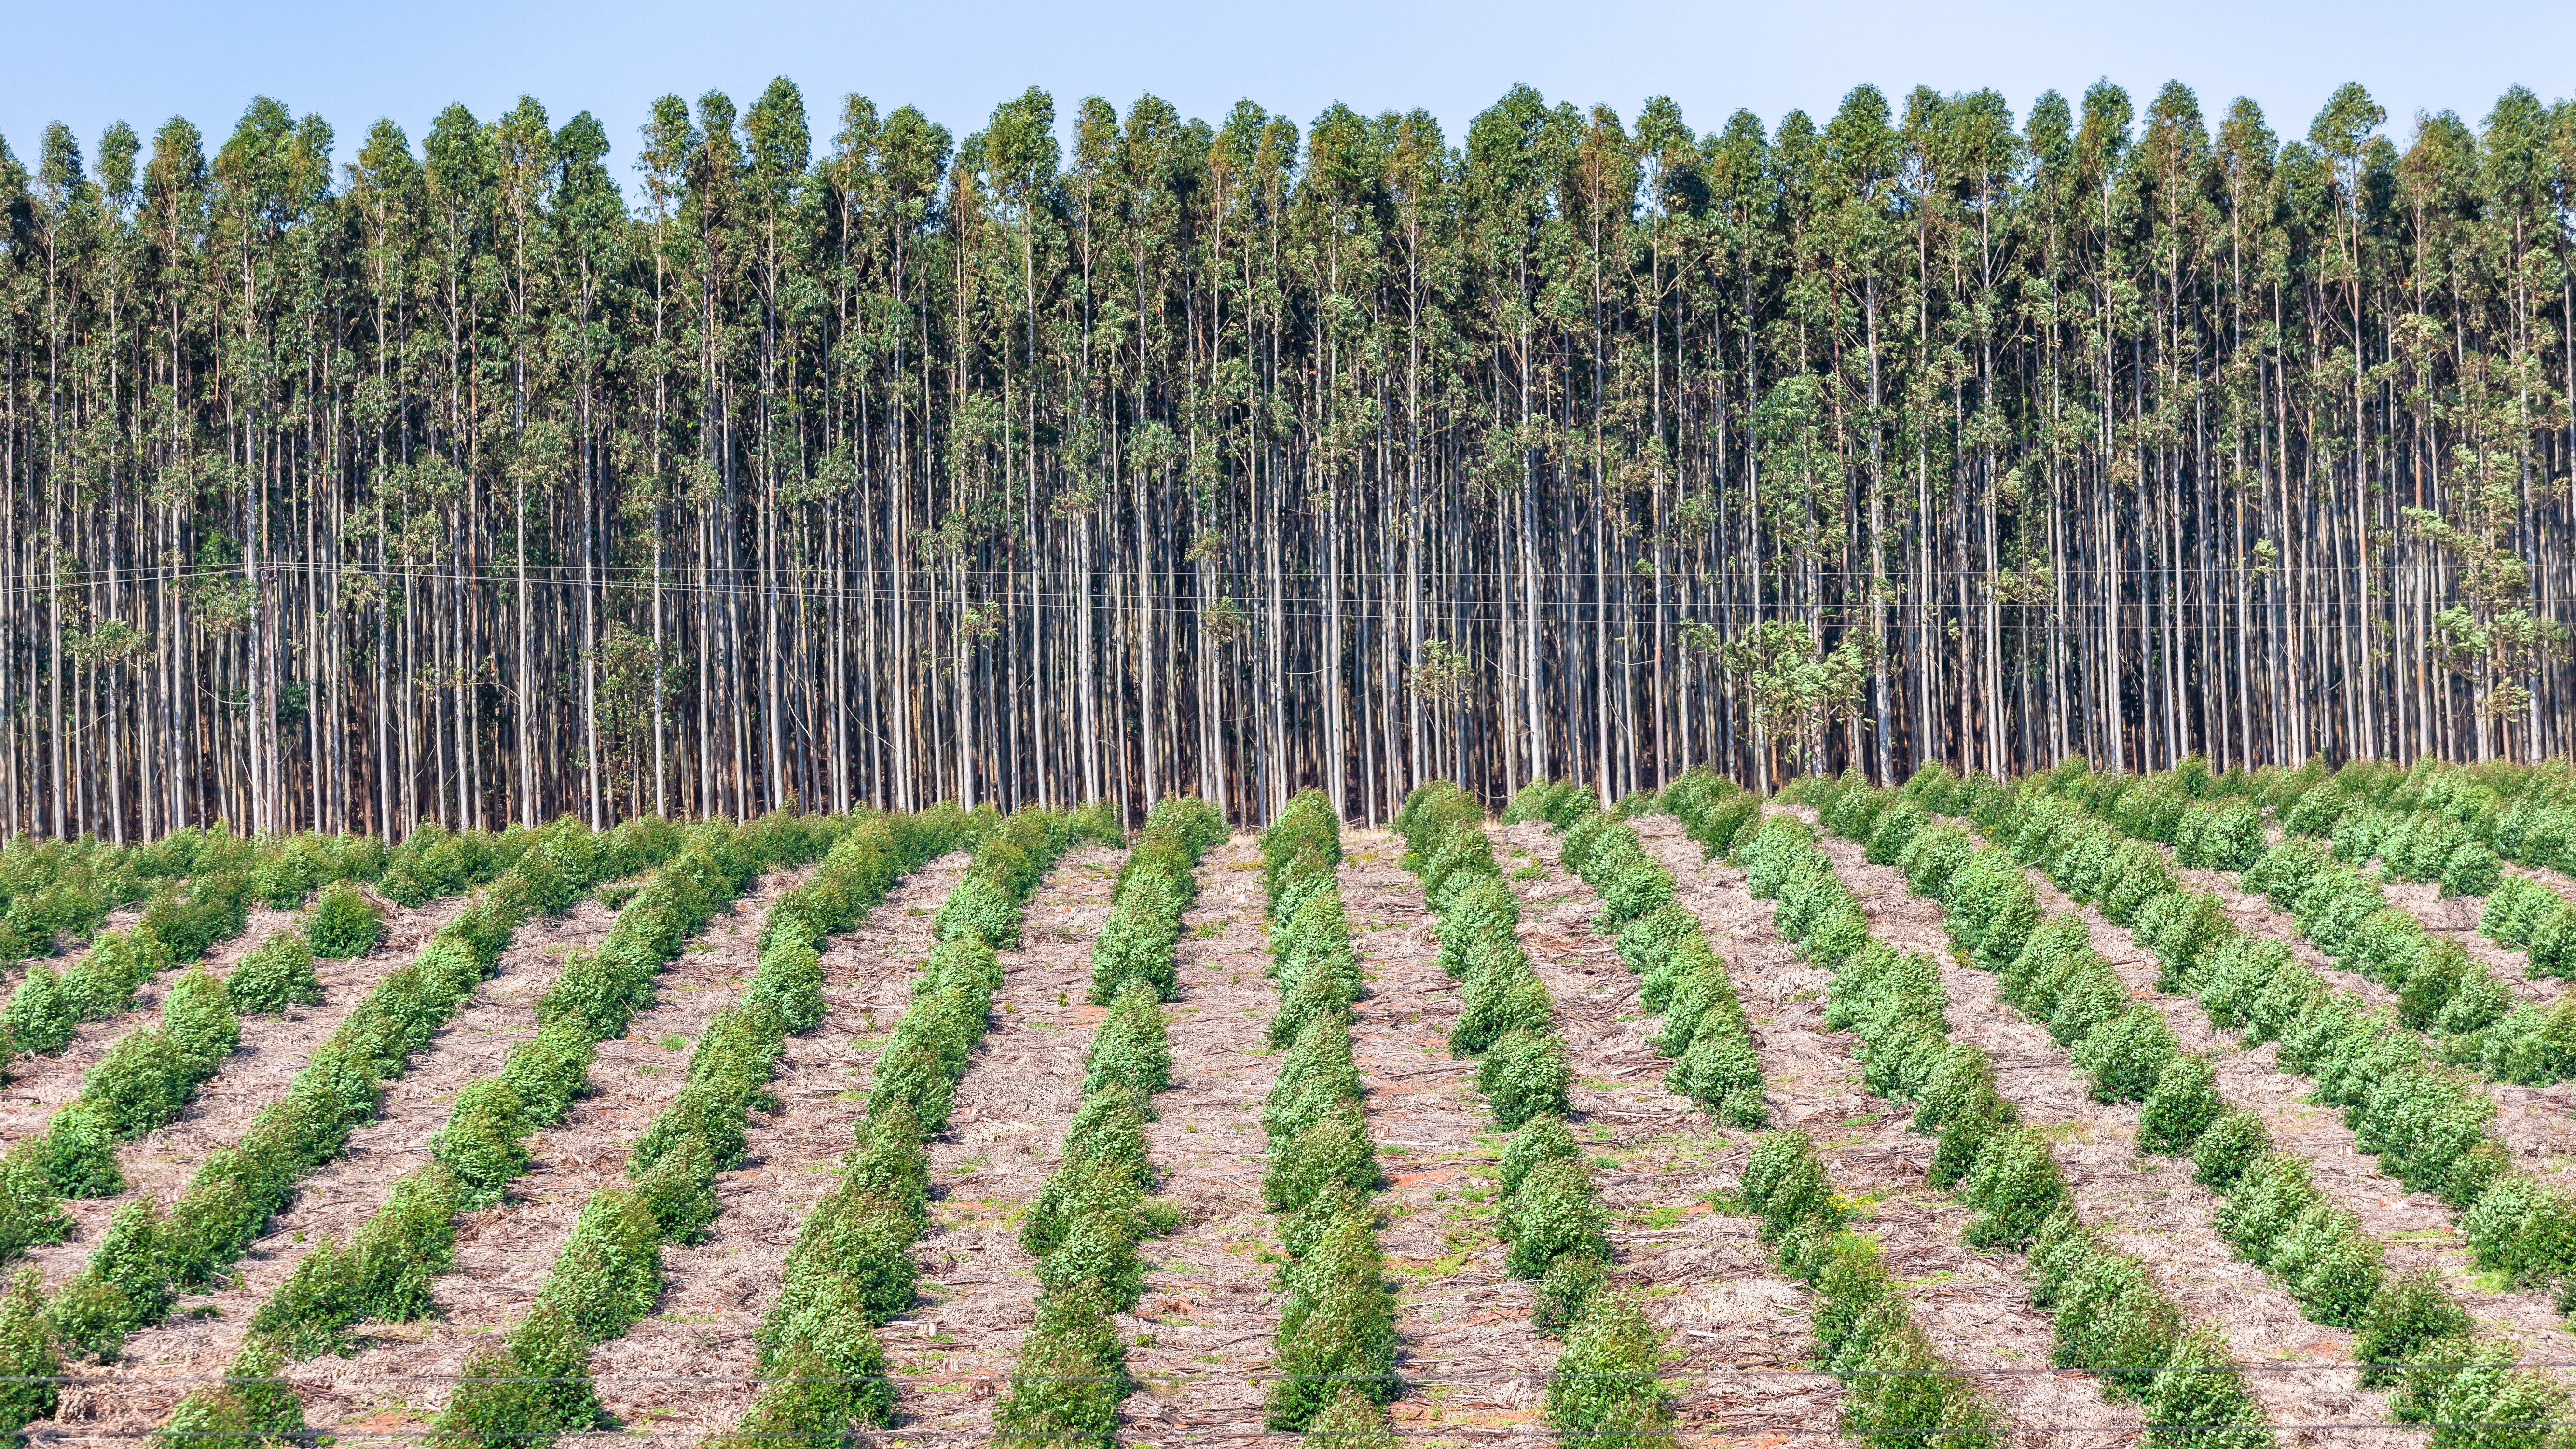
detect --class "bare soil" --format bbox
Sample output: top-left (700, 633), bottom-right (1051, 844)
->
top-left (0, 906), bottom-right (303, 1145)
top-left (1496, 820), bottom-right (1844, 1449)
top-left (2157, 848), bottom-right (2576, 1189)
top-left (1794, 815), bottom-right (2411, 1449)
top-left (568, 851), bottom-right (974, 1448)
top-left (1115, 835), bottom-right (1297, 1449)
top-left (291, 866), bottom-right (819, 1441)
top-left (37, 889), bottom-right (639, 1439)
top-left (876, 845), bottom-right (1128, 1442)
top-left (1332, 830), bottom-right (1558, 1444)
top-left (21, 895), bottom-right (474, 1287)
top-left (1984, 838), bottom-right (2576, 1374)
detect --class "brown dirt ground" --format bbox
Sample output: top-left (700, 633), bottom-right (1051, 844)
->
top-left (566, 850), bottom-right (974, 1448)
top-left (20, 895), bottom-right (474, 1288)
top-left (291, 865), bottom-right (820, 1441)
top-left (0, 905), bottom-right (303, 1143)
top-left (1636, 813), bottom-right (2155, 1449)
top-left (1793, 814), bottom-right (2410, 1449)
top-left (2375, 870), bottom-right (2571, 1006)
top-left (2157, 845), bottom-right (2576, 1192)
top-left (1496, 820), bottom-right (1844, 1449)
top-left (1978, 831), bottom-right (2576, 1375)
top-left (1334, 829), bottom-right (1559, 1445)
top-left (1115, 834), bottom-right (1297, 1449)
top-left (875, 845), bottom-right (1129, 1442)
top-left (35, 887), bottom-right (641, 1440)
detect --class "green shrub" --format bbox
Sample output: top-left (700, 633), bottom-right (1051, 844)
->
top-left (2528, 906), bottom-right (2576, 979)
top-left (2352, 1269), bottom-right (2471, 1388)
top-left (2070, 1005), bottom-right (2179, 1103)
top-left (2142, 1327), bottom-right (2270, 1449)
top-left (1664, 1017), bottom-right (1766, 1127)
top-left (0, 1268), bottom-right (58, 1431)
top-left (1477, 1028), bottom-right (1571, 1130)
top-left (306, 882), bottom-right (387, 958)
top-left (1266, 1101), bottom-right (1378, 1216)
top-left (993, 1283), bottom-right (1127, 1449)
top-left (436, 1299), bottom-right (598, 1448)
top-left (227, 930), bottom-right (322, 1014)
top-left (1448, 949), bottom-right (1552, 1055)
top-left (1960, 1127), bottom-right (2066, 1250)
top-left (1945, 850), bottom-right (2043, 970)
top-left (1082, 981), bottom-right (1171, 1098)
top-left (2481, 875), bottom-right (2562, 948)
top-left (2460, 1173), bottom-right (2576, 1285)
top-left (433, 1077), bottom-right (530, 1209)
top-left (2049, 1239), bottom-right (2182, 1396)
top-left (1265, 1209), bottom-right (1397, 1429)
top-left (1741, 1131), bottom-right (1842, 1243)
top-left (1544, 1292), bottom-right (1677, 1446)
top-left (1531, 1247), bottom-right (1609, 1338)
top-left (2137, 1054), bottom-right (2225, 1155)
top-left (1500, 1114), bottom-right (1579, 1201)
top-left (2270, 1203), bottom-right (2383, 1327)
top-left (1504, 1157), bottom-right (1608, 1279)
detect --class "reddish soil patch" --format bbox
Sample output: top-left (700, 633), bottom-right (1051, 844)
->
top-left (571, 851), bottom-right (973, 1447)
top-left (878, 845), bottom-right (1128, 1441)
top-left (1336, 830), bottom-right (1557, 1444)
top-left (1116, 834), bottom-right (1297, 1448)
top-left (1797, 817), bottom-right (2409, 1448)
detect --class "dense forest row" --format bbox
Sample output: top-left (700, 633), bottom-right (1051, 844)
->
top-left (2, 74), bottom-right (2573, 840)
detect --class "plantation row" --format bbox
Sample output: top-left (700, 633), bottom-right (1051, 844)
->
top-left (23, 753), bottom-right (2576, 1446)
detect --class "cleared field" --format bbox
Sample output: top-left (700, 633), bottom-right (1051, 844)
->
top-left (14, 762), bottom-right (2576, 1448)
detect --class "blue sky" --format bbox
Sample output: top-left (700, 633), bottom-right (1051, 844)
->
top-left (9, 0), bottom-right (2572, 186)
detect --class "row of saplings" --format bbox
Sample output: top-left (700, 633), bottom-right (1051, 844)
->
top-left (712, 805), bottom-right (1116, 1445)
top-left (1799, 772), bottom-right (2576, 1447)
top-left (1744, 806), bottom-right (2279, 1448)
top-left (993, 796), bottom-right (1225, 1446)
top-left (1404, 780), bottom-right (1682, 1444)
top-left (1953, 762), bottom-right (2576, 1311)
top-left (0, 816), bottom-right (686, 1438)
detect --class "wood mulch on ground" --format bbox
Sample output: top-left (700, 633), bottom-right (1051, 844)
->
top-left (37, 887), bottom-right (640, 1440)
top-left (876, 845), bottom-right (1128, 1442)
top-left (1115, 834), bottom-right (1299, 1449)
top-left (22, 895), bottom-right (475, 1286)
top-left (1496, 819), bottom-right (1840, 1449)
top-left (1634, 812), bottom-right (2142, 1449)
top-left (1335, 829), bottom-right (1558, 1445)
top-left (0, 905), bottom-right (305, 1144)
top-left (1984, 838), bottom-right (2576, 1379)
top-left (572, 851), bottom-right (974, 1448)
top-left (1796, 816), bottom-right (2412, 1449)
top-left (2155, 844), bottom-right (2576, 1191)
